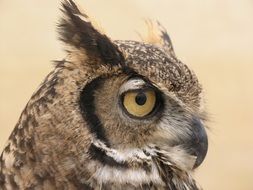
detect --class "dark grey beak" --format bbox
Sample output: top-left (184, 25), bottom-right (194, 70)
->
top-left (188, 118), bottom-right (208, 168)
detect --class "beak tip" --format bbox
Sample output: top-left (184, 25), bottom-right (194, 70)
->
top-left (191, 118), bottom-right (208, 168)
top-left (193, 138), bottom-right (208, 168)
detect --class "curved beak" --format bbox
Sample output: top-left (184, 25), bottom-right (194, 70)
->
top-left (188, 118), bottom-right (208, 168)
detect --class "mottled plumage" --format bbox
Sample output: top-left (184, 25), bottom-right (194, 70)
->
top-left (0, 1), bottom-right (208, 189)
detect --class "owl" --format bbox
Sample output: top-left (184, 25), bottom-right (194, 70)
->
top-left (0, 0), bottom-right (208, 189)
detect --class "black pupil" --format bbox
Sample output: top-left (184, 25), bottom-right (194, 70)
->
top-left (135, 92), bottom-right (147, 106)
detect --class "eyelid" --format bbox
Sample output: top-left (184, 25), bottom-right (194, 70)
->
top-left (121, 87), bottom-right (154, 96)
top-left (119, 78), bottom-right (146, 94)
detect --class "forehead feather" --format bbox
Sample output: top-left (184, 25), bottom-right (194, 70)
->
top-left (115, 40), bottom-right (202, 108)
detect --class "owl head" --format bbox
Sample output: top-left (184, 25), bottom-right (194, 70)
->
top-left (52, 0), bottom-right (208, 171)
top-left (0, 1), bottom-right (208, 188)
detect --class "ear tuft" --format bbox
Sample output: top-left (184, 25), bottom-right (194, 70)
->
top-left (140, 20), bottom-right (176, 58)
top-left (58, 0), bottom-right (124, 66)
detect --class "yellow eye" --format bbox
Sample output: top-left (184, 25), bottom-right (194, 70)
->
top-left (122, 89), bottom-right (156, 117)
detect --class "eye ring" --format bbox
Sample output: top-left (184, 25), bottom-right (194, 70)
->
top-left (120, 87), bottom-right (163, 119)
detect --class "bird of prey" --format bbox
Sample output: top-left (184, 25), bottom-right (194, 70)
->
top-left (0, 0), bottom-right (208, 189)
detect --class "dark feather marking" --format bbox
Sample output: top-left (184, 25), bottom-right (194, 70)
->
top-left (88, 144), bottom-right (129, 168)
top-left (153, 158), bottom-right (176, 190)
top-left (0, 153), bottom-right (5, 170)
top-left (88, 142), bottom-right (154, 174)
top-left (0, 153), bottom-right (5, 187)
top-left (0, 172), bottom-right (5, 186)
top-left (8, 174), bottom-right (19, 189)
top-left (13, 151), bottom-right (26, 169)
top-left (33, 170), bottom-right (59, 189)
top-left (59, 0), bottom-right (124, 66)
top-left (34, 74), bottom-right (58, 101)
top-left (3, 144), bottom-right (10, 154)
top-left (66, 173), bottom-right (93, 190)
top-left (156, 21), bottom-right (175, 56)
top-left (80, 77), bottom-right (109, 144)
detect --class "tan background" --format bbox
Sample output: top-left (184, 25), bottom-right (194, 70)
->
top-left (0, 0), bottom-right (253, 189)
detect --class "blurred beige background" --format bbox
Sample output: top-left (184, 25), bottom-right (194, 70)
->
top-left (0, 0), bottom-right (253, 189)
